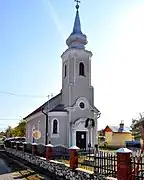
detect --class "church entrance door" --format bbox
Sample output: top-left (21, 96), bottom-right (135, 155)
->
top-left (76, 131), bottom-right (86, 149)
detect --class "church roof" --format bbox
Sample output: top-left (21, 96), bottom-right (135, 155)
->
top-left (23, 92), bottom-right (66, 119)
top-left (49, 104), bottom-right (67, 112)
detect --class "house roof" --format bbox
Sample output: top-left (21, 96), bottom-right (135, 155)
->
top-left (105, 125), bottom-right (131, 133)
top-left (23, 92), bottom-right (65, 119)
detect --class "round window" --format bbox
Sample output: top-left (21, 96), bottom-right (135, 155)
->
top-left (79, 102), bottom-right (85, 109)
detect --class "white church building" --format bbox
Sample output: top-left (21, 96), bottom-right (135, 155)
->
top-left (24, 2), bottom-right (100, 149)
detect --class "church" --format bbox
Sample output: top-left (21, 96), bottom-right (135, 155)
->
top-left (24, 1), bottom-right (100, 149)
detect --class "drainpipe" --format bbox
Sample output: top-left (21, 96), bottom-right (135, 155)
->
top-left (42, 108), bottom-right (48, 145)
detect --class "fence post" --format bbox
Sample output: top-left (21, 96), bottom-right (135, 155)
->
top-left (11, 141), bottom-right (14, 149)
top-left (23, 142), bottom-right (27, 152)
top-left (32, 143), bottom-right (37, 156)
top-left (16, 141), bottom-right (20, 151)
top-left (10, 141), bottom-right (12, 148)
top-left (46, 144), bottom-right (53, 160)
top-left (69, 146), bottom-right (80, 169)
top-left (116, 148), bottom-right (132, 180)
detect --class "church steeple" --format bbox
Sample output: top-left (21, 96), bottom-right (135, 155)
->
top-left (61, 0), bottom-right (93, 110)
top-left (66, 0), bottom-right (87, 49)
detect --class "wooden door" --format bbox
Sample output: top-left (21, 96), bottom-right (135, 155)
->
top-left (76, 131), bottom-right (86, 149)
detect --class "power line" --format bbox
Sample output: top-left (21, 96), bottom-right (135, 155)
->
top-left (0, 118), bottom-right (21, 119)
top-left (0, 91), bottom-right (48, 98)
top-left (0, 124), bottom-right (11, 126)
top-left (0, 119), bottom-right (20, 121)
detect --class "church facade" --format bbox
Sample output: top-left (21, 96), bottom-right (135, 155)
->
top-left (24, 3), bottom-right (100, 149)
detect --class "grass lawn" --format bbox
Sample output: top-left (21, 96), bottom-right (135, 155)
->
top-left (99, 148), bottom-right (116, 152)
top-left (57, 157), bottom-right (94, 172)
top-left (56, 154), bottom-right (100, 173)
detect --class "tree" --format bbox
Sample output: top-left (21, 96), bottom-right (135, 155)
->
top-left (131, 113), bottom-right (144, 140)
top-left (5, 119), bottom-right (26, 138)
top-left (11, 119), bottom-right (26, 137)
top-left (5, 126), bottom-right (13, 138)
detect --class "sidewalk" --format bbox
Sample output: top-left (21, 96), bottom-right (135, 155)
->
top-left (0, 173), bottom-right (14, 180)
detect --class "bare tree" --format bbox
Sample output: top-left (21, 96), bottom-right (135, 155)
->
top-left (131, 112), bottom-right (144, 140)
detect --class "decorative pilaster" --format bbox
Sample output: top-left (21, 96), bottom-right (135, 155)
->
top-left (94, 113), bottom-right (98, 146)
top-left (72, 129), bottom-right (76, 146)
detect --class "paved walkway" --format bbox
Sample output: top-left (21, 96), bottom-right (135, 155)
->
top-left (0, 152), bottom-right (45, 179)
top-left (0, 173), bottom-right (14, 180)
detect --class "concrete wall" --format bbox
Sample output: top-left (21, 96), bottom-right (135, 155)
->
top-left (105, 132), bottom-right (133, 147)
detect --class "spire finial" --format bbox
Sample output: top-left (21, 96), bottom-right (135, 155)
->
top-left (75, 0), bottom-right (80, 11)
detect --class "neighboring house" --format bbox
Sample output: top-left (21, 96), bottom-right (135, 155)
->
top-left (23, 4), bottom-right (101, 149)
top-left (103, 121), bottom-right (132, 148)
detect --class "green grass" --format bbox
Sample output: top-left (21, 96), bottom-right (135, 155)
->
top-left (99, 148), bottom-right (116, 152)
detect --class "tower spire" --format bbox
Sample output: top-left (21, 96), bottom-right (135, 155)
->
top-left (72, 0), bottom-right (82, 35)
top-left (66, 0), bottom-right (87, 49)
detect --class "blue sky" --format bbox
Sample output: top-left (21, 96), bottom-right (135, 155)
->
top-left (0, 0), bottom-right (144, 131)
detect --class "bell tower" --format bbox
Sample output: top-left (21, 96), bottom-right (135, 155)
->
top-left (61, 0), bottom-right (94, 109)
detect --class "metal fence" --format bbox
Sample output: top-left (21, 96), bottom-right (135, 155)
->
top-left (78, 149), bottom-right (117, 178)
top-left (131, 150), bottom-right (144, 179)
top-left (53, 145), bottom-right (69, 161)
top-left (6, 140), bottom-right (144, 179)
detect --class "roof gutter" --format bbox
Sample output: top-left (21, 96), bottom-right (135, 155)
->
top-left (41, 108), bottom-right (49, 145)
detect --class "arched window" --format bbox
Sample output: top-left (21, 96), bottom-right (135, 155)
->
top-left (79, 62), bottom-right (85, 76)
top-left (64, 64), bottom-right (67, 77)
top-left (53, 119), bottom-right (58, 134)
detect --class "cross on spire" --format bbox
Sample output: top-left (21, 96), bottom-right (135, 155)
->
top-left (75, 0), bottom-right (80, 10)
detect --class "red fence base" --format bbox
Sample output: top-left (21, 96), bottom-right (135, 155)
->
top-left (117, 149), bottom-right (132, 180)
